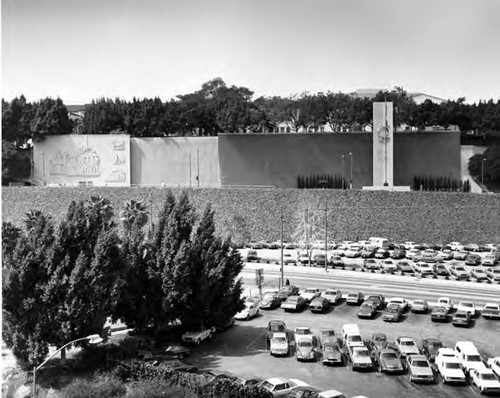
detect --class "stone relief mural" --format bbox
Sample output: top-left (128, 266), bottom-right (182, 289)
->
top-left (112, 139), bottom-right (126, 151)
top-left (106, 169), bottom-right (127, 182)
top-left (48, 146), bottom-right (101, 176)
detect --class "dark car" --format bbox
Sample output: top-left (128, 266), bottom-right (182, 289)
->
top-left (368, 333), bottom-right (388, 355)
top-left (391, 248), bottom-right (407, 260)
top-left (375, 249), bottom-right (390, 259)
top-left (235, 376), bottom-right (263, 387)
top-left (357, 302), bottom-right (377, 319)
top-left (260, 292), bottom-right (283, 310)
top-left (322, 339), bottom-right (344, 366)
top-left (431, 306), bottom-right (450, 322)
top-left (382, 303), bottom-right (403, 322)
top-left (281, 295), bottom-right (308, 312)
top-left (164, 359), bottom-right (198, 373)
top-left (376, 348), bottom-right (406, 374)
top-left (267, 320), bottom-right (286, 341)
top-left (433, 264), bottom-right (450, 277)
top-left (330, 256), bottom-right (344, 267)
top-left (365, 294), bottom-right (385, 310)
top-left (452, 311), bottom-right (472, 327)
top-left (363, 259), bottom-right (380, 270)
top-left (465, 254), bottom-right (481, 266)
top-left (421, 338), bottom-right (443, 362)
top-left (246, 250), bottom-right (259, 262)
top-left (313, 253), bottom-right (327, 267)
top-left (361, 247), bottom-right (377, 258)
top-left (397, 261), bottom-right (415, 274)
top-left (309, 297), bottom-right (331, 313)
top-left (277, 285), bottom-right (300, 300)
top-left (164, 344), bottom-right (191, 359)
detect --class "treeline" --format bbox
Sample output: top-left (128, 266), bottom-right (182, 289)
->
top-left (412, 175), bottom-right (472, 192)
top-left (2, 192), bottom-right (244, 370)
top-left (297, 174), bottom-right (348, 189)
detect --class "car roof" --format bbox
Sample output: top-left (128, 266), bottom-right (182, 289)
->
top-left (398, 336), bottom-right (415, 341)
top-left (265, 377), bottom-right (288, 384)
top-left (409, 355), bottom-right (428, 361)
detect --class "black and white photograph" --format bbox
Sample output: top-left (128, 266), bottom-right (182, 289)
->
top-left (2, 0), bottom-right (500, 397)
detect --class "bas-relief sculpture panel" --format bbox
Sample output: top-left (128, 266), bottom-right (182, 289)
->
top-left (372, 102), bottom-right (394, 186)
top-left (35, 135), bottom-right (130, 186)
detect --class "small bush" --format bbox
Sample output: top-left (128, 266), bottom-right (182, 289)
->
top-left (60, 376), bottom-right (126, 398)
top-left (126, 379), bottom-right (197, 398)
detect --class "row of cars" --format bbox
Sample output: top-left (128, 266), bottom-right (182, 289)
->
top-left (266, 320), bottom-right (500, 394)
top-left (252, 286), bottom-right (500, 326)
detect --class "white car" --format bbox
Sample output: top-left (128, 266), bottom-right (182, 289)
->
top-left (382, 260), bottom-right (398, 272)
top-left (414, 262), bottom-right (435, 276)
top-left (406, 249), bottom-right (420, 260)
top-left (402, 241), bottom-right (418, 250)
top-left (483, 254), bottom-right (498, 266)
top-left (294, 327), bottom-right (313, 336)
top-left (259, 378), bottom-right (309, 397)
top-left (318, 390), bottom-right (347, 398)
top-left (295, 335), bottom-right (316, 361)
top-left (456, 301), bottom-right (476, 317)
top-left (395, 337), bottom-right (420, 357)
top-left (322, 289), bottom-right (342, 305)
top-left (347, 345), bottom-right (375, 371)
top-left (470, 368), bottom-right (500, 395)
top-left (487, 357), bottom-right (500, 378)
top-left (387, 297), bottom-right (408, 312)
top-left (449, 242), bottom-right (463, 251)
top-left (344, 246), bottom-right (362, 258)
top-left (235, 301), bottom-right (260, 320)
top-left (301, 288), bottom-right (321, 302)
top-left (482, 303), bottom-right (500, 319)
top-left (181, 327), bottom-right (216, 345)
top-left (437, 297), bottom-right (453, 312)
top-left (435, 351), bottom-right (467, 384)
top-left (270, 332), bottom-right (289, 356)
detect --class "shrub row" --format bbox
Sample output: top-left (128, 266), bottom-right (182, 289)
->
top-left (297, 174), bottom-right (348, 189)
top-left (2, 187), bottom-right (500, 245)
top-left (412, 175), bottom-right (471, 192)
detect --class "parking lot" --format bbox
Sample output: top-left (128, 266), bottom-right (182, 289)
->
top-left (189, 298), bottom-right (500, 398)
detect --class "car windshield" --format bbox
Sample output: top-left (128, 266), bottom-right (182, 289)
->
top-left (429, 342), bottom-right (442, 348)
top-left (455, 313), bottom-right (466, 318)
top-left (361, 304), bottom-right (373, 310)
top-left (325, 291), bottom-right (337, 295)
top-left (298, 340), bottom-right (312, 347)
top-left (348, 294), bottom-right (358, 298)
top-left (270, 324), bottom-right (285, 332)
top-left (401, 340), bottom-right (415, 346)
top-left (273, 337), bottom-right (286, 343)
top-left (413, 360), bottom-right (429, 367)
top-left (466, 355), bottom-right (481, 362)
top-left (348, 335), bottom-right (362, 342)
top-left (414, 300), bottom-right (425, 305)
top-left (382, 352), bottom-right (398, 359)
top-left (461, 303), bottom-right (473, 308)
top-left (356, 350), bottom-right (370, 357)
top-left (322, 330), bottom-right (335, 336)
top-left (305, 289), bottom-right (317, 293)
top-left (374, 335), bottom-right (387, 342)
top-left (387, 305), bottom-right (399, 313)
top-left (481, 373), bottom-right (497, 380)
top-left (434, 307), bottom-right (446, 313)
top-left (287, 297), bottom-right (299, 303)
top-left (445, 362), bottom-right (461, 369)
top-left (296, 329), bottom-right (310, 334)
top-left (323, 345), bottom-right (339, 353)
top-left (260, 381), bottom-right (272, 390)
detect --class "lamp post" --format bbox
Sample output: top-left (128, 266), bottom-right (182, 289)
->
top-left (341, 155), bottom-right (345, 189)
top-left (481, 158), bottom-right (486, 186)
top-left (280, 204), bottom-right (284, 288)
top-left (349, 152), bottom-right (353, 189)
top-left (33, 334), bottom-right (102, 398)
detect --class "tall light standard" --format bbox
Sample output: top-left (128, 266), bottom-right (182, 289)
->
top-left (280, 204), bottom-right (284, 288)
top-left (33, 334), bottom-right (102, 397)
top-left (481, 158), bottom-right (486, 186)
top-left (341, 154), bottom-right (345, 189)
top-left (349, 152), bottom-right (353, 189)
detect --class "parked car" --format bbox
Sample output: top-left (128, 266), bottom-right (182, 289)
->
top-left (309, 297), bottom-right (331, 313)
top-left (346, 344), bottom-right (375, 371)
top-left (486, 267), bottom-right (500, 283)
top-left (436, 297), bottom-right (453, 312)
top-left (235, 301), bottom-right (260, 320)
top-left (344, 246), bottom-right (362, 258)
top-left (433, 264), bottom-right (450, 277)
top-left (322, 289), bottom-right (342, 305)
top-left (419, 249), bottom-right (440, 263)
top-left (267, 320), bottom-right (286, 342)
top-left (382, 260), bottom-right (398, 273)
top-left (278, 253), bottom-right (297, 265)
top-left (346, 292), bottom-right (364, 305)
top-left (361, 247), bottom-right (377, 258)
top-left (319, 329), bottom-right (337, 347)
top-left (296, 335), bottom-right (316, 362)
top-left (367, 333), bottom-right (388, 355)
top-left (164, 359), bottom-right (199, 373)
top-left (294, 327), bottom-right (313, 336)
top-left (363, 259), bottom-right (380, 270)
top-left (298, 251), bottom-right (312, 266)
top-left (421, 338), bottom-right (443, 362)
top-left (235, 376), bottom-right (264, 387)
top-left (487, 357), bottom-right (500, 378)
top-left (391, 248), bottom-right (406, 259)
top-left (321, 338), bottom-right (344, 366)
top-left (406, 249), bottom-right (421, 260)
top-left (464, 243), bottom-right (480, 252)
top-left (313, 253), bottom-right (327, 267)
top-left (330, 256), bottom-right (344, 267)
top-left (270, 332), bottom-right (289, 356)
top-left (431, 306), bottom-right (450, 322)
top-left (277, 285), bottom-right (300, 300)
top-left (457, 301), bottom-right (476, 317)
top-left (407, 355), bottom-right (435, 383)
top-left (246, 250), bottom-right (259, 262)
top-left (375, 249), bottom-right (390, 259)
top-left (449, 264), bottom-right (470, 280)
top-left (181, 327), bottom-right (216, 345)
top-left (414, 262), bottom-right (435, 276)
top-left (387, 297), bottom-right (408, 312)
top-left (435, 351), bottom-right (467, 384)
top-left (482, 303), bottom-right (500, 319)
top-left (382, 303), bottom-right (403, 322)
top-left (469, 369), bottom-right (500, 395)
top-left (376, 348), bottom-right (405, 374)
top-left (301, 288), bottom-right (321, 302)
top-left (286, 386), bottom-right (321, 398)
top-left (318, 390), bottom-right (346, 398)
top-left (357, 302), bottom-right (377, 319)
top-left (164, 344), bottom-right (191, 359)
top-left (483, 254), bottom-right (498, 266)
top-left (401, 241), bottom-right (418, 250)
top-left (397, 261), bottom-right (414, 274)
top-left (259, 378), bottom-right (309, 397)
top-left (437, 249), bottom-right (454, 261)
top-left (409, 299), bottom-right (428, 313)
top-left (452, 311), bottom-right (472, 327)
top-left (448, 242), bottom-right (463, 251)
top-left (261, 292), bottom-right (283, 310)
top-left (465, 253), bottom-right (482, 266)
top-left (470, 268), bottom-right (490, 282)
top-left (281, 296), bottom-right (308, 312)
top-left (395, 337), bottom-right (420, 357)
top-left (332, 245), bottom-right (348, 256)
top-left (454, 250), bottom-right (469, 261)
top-left (364, 294), bottom-right (385, 310)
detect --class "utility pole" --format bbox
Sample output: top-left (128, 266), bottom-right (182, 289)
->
top-left (324, 193), bottom-right (328, 271)
top-left (341, 154), bottom-right (345, 189)
top-left (349, 152), bottom-right (353, 189)
top-left (280, 205), bottom-right (284, 289)
top-left (189, 153), bottom-right (192, 188)
top-left (197, 149), bottom-right (200, 187)
top-left (481, 158), bottom-right (486, 187)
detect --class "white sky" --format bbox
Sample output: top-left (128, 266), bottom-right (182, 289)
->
top-left (2, 0), bottom-right (500, 104)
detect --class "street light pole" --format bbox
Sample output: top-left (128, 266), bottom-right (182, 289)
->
top-left (32, 334), bottom-right (102, 398)
top-left (481, 158), bottom-right (486, 186)
top-left (341, 155), bottom-right (345, 189)
top-left (324, 191), bottom-right (328, 271)
top-left (280, 205), bottom-right (284, 288)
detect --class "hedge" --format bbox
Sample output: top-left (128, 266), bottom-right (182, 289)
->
top-left (2, 187), bottom-right (500, 244)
